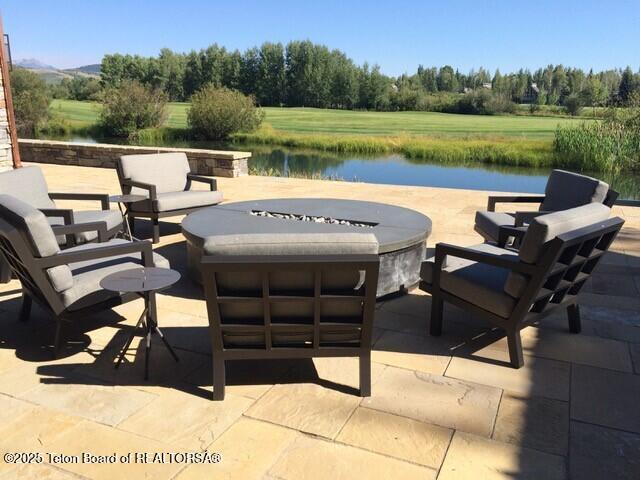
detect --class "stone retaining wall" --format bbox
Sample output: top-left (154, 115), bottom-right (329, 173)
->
top-left (18, 139), bottom-right (251, 177)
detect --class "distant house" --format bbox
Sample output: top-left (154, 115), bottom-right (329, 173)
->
top-left (481, 83), bottom-right (492, 90)
top-left (522, 83), bottom-right (540, 103)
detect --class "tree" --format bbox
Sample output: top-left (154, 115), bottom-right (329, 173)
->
top-left (619, 66), bottom-right (636, 104)
top-left (182, 51), bottom-right (203, 98)
top-left (11, 68), bottom-right (50, 136)
top-left (157, 48), bottom-right (186, 101)
top-left (330, 51), bottom-right (358, 109)
top-left (257, 42), bottom-right (285, 106)
top-left (437, 66), bottom-right (458, 92)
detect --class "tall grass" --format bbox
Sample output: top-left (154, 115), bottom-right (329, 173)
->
top-left (232, 127), bottom-right (557, 168)
top-left (554, 122), bottom-right (640, 172)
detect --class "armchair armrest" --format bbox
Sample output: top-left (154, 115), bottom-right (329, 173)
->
top-left (49, 192), bottom-right (110, 210)
top-left (40, 208), bottom-right (74, 225)
top-left (36, 239), bottom-right (154, 268)
top-left (487, 195), bottom-right (545, 212)
top-left (514, 210), bottom-right (553, 227)
top-left (432, 243), bottom-right (536, 276)
top-left (51, 221), bottom-right (108, 243)
top-left (497, 226), bottom-right (527, 248)
top-left (120, 179), bottom-right (157, 200)
top-left (187, 173), bottom-right (217, 191)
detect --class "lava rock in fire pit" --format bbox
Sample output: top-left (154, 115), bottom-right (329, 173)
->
top-left (251, 210), bottom-right (374, 228)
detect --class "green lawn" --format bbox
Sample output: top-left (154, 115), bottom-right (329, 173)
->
top-left (50, 99), bottom-right (589, 139)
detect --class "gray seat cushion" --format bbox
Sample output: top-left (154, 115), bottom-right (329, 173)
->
top-left (131, 190), bottom-right (223, 213)
top-left (119, 152), bottom-right (190, 195)
top-left (519, 203), bottom-right (611, 264)
top-left (59, 238), bottom-right (170, 311)
top-left (475, 211), bottom-right (516, 240)
top-left (421, 243), bottom-right (520, 318)
top-left (49, 209), bottom-right (123, 244)
top-left (540, 170), bottom-right (609, 211)
top-left (0, 166), bottom-right (56, 209)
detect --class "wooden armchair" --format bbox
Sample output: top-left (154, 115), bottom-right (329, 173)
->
top-left (475, 169), bottom-right (618, 243)
top-left (0, 194), bottom-right (170, 357)
top-left (116, 152), bottom-right (223, 243)
top-left (421, 203), bottom-right (623, 368)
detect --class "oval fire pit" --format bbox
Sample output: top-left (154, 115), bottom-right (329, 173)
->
top-left (182, 198), bottom-right (432, 297)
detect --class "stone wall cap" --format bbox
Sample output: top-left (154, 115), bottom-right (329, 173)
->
top-left (18, 138), bottom-right (252, 159)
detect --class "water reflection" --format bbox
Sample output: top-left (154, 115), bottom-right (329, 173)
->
top-left (42, 135), bottom-right (640, 199)
top-left (248, 146), bottom-right (640, 199)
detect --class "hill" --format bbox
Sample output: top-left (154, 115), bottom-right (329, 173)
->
top-left (14, 59), bottom-right (100, 84)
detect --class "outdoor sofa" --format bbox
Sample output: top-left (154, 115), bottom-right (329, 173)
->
top-left (474, 169), bottom-right (618, 244)
top-left (421, 203), bottom-right (623, 368)
top-left (0, 194), bottom-right (170, 357)
top-left (116, 152), bottom-right (223, 243)
top-left (200, 232), bottom-right (380, 400)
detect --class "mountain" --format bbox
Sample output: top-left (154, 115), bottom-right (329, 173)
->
top-left (15, 58), bottom-right (57, 70)
top-left (14, 59), bottom-right (101, 84)
top-left (67, 64), bottom-right (101, 75)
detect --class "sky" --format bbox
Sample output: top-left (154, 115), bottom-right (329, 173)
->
top-left (2, 0), bottom-right (639, 75)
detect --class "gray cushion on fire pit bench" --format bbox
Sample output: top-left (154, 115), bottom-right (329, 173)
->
top-left (131, 190), bottom-right (223, 213)
top-left (540, 169), bottom-right (609, 212)
top-left (119, 152), bottom-right (191, 195)
top-left (203, 232), bottom-right (379, 293)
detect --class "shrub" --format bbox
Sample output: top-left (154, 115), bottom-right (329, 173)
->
top-left (10, 68), bottom-right (50, 136)
top-left (187, 86), bottom-right (263, 140)
top-left (99, 80), bottom-right (167, 137)
top-left (563, 94), bottom-right (583, 116)
top-left (456, 90), bottom-right (516, 115)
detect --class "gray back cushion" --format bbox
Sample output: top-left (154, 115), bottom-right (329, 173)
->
top-left (540, 170), bottom-right (609, 212)
top-left (205, 232), bottom-right (379, 293)
top-left (119, 153), bottom-right (191, 195)
top-left (0, 166), bottom-right (55, 209)
top-left (503, 203), bottom-right (611, 299)
top-left (519, 203), bottom-right (611, 264)
top-left (0, 194), bottom-right (72, 292)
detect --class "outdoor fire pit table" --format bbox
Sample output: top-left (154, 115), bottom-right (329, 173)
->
top-left (181, 198), bottom-right (431, 297)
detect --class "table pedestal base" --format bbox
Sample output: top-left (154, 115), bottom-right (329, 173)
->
top-left (115, 293), bottom-right (179, 380)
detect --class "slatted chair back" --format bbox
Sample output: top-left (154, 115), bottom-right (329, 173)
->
top-left (202, 254), bottom-right (379, 360)
top-left (509, 215), bottom-right (624, 325)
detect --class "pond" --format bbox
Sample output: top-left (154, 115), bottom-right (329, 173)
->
top-left (49, 135), bottom-right (640, 200)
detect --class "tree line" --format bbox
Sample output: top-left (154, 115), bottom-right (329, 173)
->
top-left (85, 41), bottom-right (640, 111)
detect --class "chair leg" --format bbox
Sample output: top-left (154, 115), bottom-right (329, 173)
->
top-left (430, 295), bottom-right (443, 336)
top-left (507, 328), bottom-right (524, 368)
top-left (213, 358), bottom-right (226, 401)
top-left (127, 216), bottom-right (135, 236)
top-left (52, 320), bottom-right (63, 359)
top-left (359, 352), bottom-right (371, 397)
top-left (19, 294), bottom-right (32, 322)
top-left (152, 217), bottom-right (160, 244)
top-left (567, 304), bottom-right (581, 334)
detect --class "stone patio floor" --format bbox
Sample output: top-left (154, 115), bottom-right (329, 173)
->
top-left (1, 162), bottom-right (640, 479)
